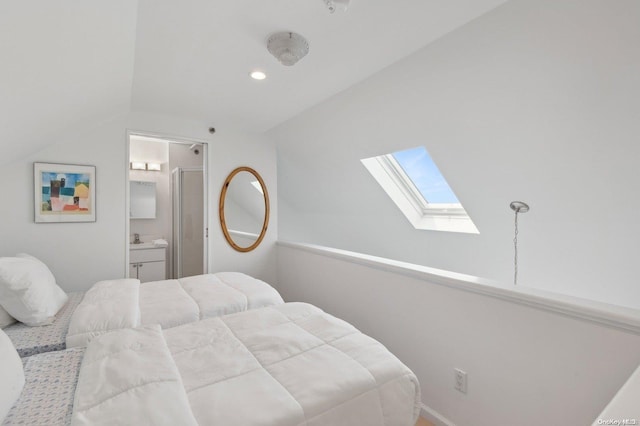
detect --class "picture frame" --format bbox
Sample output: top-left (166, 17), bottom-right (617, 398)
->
top-left (34, 162), bottom-right (96, 223)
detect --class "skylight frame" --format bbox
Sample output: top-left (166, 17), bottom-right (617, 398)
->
top-left (382, 154), bottom-right (467, 217)
top-left (361, 149), bottom-right (479, 234)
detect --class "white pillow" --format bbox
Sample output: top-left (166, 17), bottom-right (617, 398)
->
top-left (0, 255), bottom-right (68, 326)
top-left (0, 306), bottom-right (15, 328)
top-left (0, 328), bottom-right (24, 422)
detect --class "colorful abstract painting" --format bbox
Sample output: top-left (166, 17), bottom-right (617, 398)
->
top-left (34, 163), bottom-right (96, 223)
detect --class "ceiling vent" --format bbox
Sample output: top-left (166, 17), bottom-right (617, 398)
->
top-left (267, 32), bottom-right (309, 66)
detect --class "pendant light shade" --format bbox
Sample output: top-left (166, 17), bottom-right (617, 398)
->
top-left (267, 32), bottom-right (309, 66)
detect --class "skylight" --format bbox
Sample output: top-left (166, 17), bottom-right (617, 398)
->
top-left (392, 147), bottom-right (459, 204)
top-left (361, 146), bottom-right (478, 234)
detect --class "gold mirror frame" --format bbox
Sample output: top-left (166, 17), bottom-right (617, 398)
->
top-left (219, 166), bottom-right (270, 252)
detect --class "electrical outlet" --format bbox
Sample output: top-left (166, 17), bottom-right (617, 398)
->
top-left (454, 368), bottom-right (467, 394)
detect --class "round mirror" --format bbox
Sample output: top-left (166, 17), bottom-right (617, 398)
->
top-left (219, 167), bottom-right (270, 252)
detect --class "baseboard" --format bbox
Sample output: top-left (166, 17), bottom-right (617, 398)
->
top-left (421, 403), bottom-right (456, 426)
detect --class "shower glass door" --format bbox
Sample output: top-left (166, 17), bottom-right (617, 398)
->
top-left (172, 167), bottom-right (204, 278)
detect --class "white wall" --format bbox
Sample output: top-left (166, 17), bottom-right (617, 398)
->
top-left (127, 111), bottom-right (279, 284)
top-left (0, 110), bottom-right (278, 290)
top-left (0, 1), bottom-right (138, 166)
top-left (270, 0), bottom-right (640, 309)
top-left (206, 128), bottom-right (278, 284)
top-left (0, 115), bottom-right (129, 292)
top-left (277, 244), bottom-right (640, 426)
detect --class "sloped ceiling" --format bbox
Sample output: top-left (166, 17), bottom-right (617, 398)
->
top-left (130, 0), bottom-right (508, 131)
top-left (271, 0), bottom-right (640, 308)
top-left (0, 0), bottom-right (507, 165)
top-left (0, 1), bottom-right (138, 165)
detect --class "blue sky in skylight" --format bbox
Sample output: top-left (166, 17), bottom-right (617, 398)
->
top-left (392, 146), bottom-right (460, 204)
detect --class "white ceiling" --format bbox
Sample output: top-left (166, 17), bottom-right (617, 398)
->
top-left (131, 0), bottom-right (508, 131)
top-left (0, 0), bottom-right (507, 165)
top-left (0, 1), bottom-right (138, 165)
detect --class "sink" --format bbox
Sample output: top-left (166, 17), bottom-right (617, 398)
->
top-left (130, 242), bottom-right (156, 250)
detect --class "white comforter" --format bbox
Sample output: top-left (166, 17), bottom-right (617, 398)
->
top-left (71, 303), bottom-right (421, 426)
top-left (66, 272), bottom-right (283, 348)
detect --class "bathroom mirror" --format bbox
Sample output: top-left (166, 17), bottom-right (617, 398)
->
top-left (219, 167), bottom-right (269, 252)
top-left (130, 181), bottom-right (156, 219)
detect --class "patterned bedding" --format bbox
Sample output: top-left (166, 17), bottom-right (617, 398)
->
top-left (3, 292), bottom-right (84, 357)
top-left (3, 348), bottom-right (85, 426)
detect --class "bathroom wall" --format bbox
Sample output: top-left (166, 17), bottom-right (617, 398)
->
top-left (129, 137), bottom-right (170, 244)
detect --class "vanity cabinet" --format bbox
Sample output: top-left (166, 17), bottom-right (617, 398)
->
top-left (130, 246), bottom-right (166, 283)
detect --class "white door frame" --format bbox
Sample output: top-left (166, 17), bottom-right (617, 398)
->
top-left (125, 129), bottom-right (210, 278)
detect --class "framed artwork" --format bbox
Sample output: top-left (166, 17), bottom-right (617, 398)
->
top-left (34, 162), bottom-right (96, 223)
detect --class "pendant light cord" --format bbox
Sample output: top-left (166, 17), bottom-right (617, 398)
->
top-left (510, 201), bottom-right (529, 286)
top-left (514, 210), bottom-right (520, 285)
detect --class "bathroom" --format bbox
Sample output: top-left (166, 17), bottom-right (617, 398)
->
top-left (128, 135), bottom-right (207, 282)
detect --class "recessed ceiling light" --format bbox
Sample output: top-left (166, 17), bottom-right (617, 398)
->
top-left (250, 71), bottom-right (266, 80)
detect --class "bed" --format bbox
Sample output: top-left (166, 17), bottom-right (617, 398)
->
top-left (2, 293), bottom-right (84, 358)
top-left (3, 347), bottom-right (84, 425)
top-left (2, 265), bottom-right (283, 356)
top-left (65, 271), bottom-right (284, 348)
top-left (2, 303), bottom-right (421, 426)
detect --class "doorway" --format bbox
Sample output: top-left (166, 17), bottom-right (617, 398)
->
top-left (127, 133), bottom-right (208, 281)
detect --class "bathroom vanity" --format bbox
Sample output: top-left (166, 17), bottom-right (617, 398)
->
top-left (129, 243), bottom-right (166, 282)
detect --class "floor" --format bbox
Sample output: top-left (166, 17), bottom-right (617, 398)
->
top-left (416, 416), bottom-right (435, 426)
